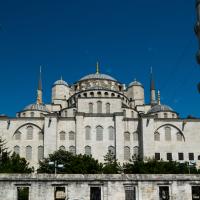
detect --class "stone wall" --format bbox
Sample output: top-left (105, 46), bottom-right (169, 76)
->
top-left (0, 174), bottom-right (200, 200)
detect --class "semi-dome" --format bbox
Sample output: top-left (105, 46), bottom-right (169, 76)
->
top-left (147, 104), bottom-right (174, 114)
top-left (128, 80), bottom-right (143, 87)
top-left (24, 103), bottom-right (50, 112)
top-left (54, 79), bottom-right (68, 86)
top-left (79, 73), bottom-right (117, 82)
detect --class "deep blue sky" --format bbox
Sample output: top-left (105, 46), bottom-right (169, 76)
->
top-left (0, 0), bottom-right (199, 117)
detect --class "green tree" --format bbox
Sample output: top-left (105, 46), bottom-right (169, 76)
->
top-left (102, 151), bottom-right (121, 174)
top-left (38, 149), bottom-right (103, 174)
top-left (0, 137), bottom-right (33, 173)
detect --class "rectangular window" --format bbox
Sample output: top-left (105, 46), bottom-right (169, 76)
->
top-left (55, 187), bottom-right (66, 200)
top-left (192, 186), bottom-right (200, 200)
top-left (167, 153), bottom-right (172, 161)
top-left (159, 186), bottom-right (169, 200)
top-left (90, 187), bottom-right (101, 200)
top-left (178, 153), bottom-right (184, 161)
top-left (125, 186), bottom-right (136, 200)
top-left (189, 153), bottom-right (194, 161)
top-left (17, 187), bottom-right (29, 200)
top-left (155, 153), bottom-right (160, 160)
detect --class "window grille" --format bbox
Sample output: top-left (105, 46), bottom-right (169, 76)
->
top-left (27, 126), bottom-right (33, 140)
top-left (106, 103), bottom-right (110, 113)
top-left (167, 153), bottom-right (172, 161)
top-left (165, 127), bottom-right (171, 141)
top-left (97, 101), bottom-right (102, 113)
top-left (89, 103), bottom-right (93, 113)
top-left (38, 146), bottom-right (44, 160)
top-left (124, 132), bottom-right (130, 141)
top-left (192, 186), bottom-right (200, 200)
top-left (85, 146), bottom-right (91, 156)
top-left (60, 132), bottom-right (66, 140)
top-left (26, 146), bottom-right (32, 160)
top-left (178, 153), bottom-right (184, 160)
top-left (125, 186), bottom-right (136, 200)
top-left (189, 153), bottom-right (194, 161)
top-left (108, 126), bottom-right (114, 140)
top-left (85, 126), bottom-right (91, 140)
top-left (69, 132), bottom-right (75, 140)
top-left (155, 153), bottom-right (160, 160)
top-left (96, 126), bottom-right (103, 141)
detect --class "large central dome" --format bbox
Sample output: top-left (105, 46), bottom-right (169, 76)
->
top-left (80, 73), bottom-right (117, 82)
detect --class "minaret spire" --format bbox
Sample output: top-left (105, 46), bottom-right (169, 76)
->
top-left (96, 61), bottom-right (100, 74)
top-left (158, 90), bottom-right (161, 105)
top-left (150, 67), bottom-right (157, 106)
top-left (37, 66), bottom-right (43, 104)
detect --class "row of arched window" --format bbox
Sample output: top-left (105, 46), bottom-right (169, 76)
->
top-left (14, 126), bottom-right (43, 140)
top-left (154, 127), bottom-right (183, 142)
top-left (59, 131), bottom-right (75, 140)
top-left (14, 146), bottom-right (44, 160)
top-left (124, 132), bottom-right (138, 141)
top-left (124, 146), bottom-right (139, 160)
top-left (89, 102), bottom-right (111, 114)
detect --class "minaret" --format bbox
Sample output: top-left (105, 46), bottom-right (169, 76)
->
top-left (157, 90), bottom-right (161, 105)
top-left (96, 61), bottom-right (100, 74)
top-left (150, 67), bottom-right (157, 106)
top-left (37, 66), bottom-right (43, 104)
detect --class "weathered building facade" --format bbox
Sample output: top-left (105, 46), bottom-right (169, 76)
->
top-left (1, 174), bottom-right (200, 200)
top-left (0, 66), bottom-right (200, 169)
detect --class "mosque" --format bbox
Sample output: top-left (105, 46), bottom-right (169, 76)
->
top-left (0, 64), bottom-right (200, 169)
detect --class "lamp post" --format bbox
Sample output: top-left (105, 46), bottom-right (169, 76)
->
top-left (48, 161), bottom-right (64, 175)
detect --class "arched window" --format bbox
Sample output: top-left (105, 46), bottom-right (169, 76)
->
top-left (164, 113), bottom-right (168, 118)
top-left (27, 126), bottom-right (33, 140)
top-left (124, 146), bottom-right (130, 160)
top-left (154, 132), bottom-right (160, 141)
top-left (96, 126), bottom-right (103, 141)
top-left (108, 126), bottom-right (114, 140)
top-left (108, 146), bottom-right (115, 156)
top-left (26, 146), bottom-right (32, 160)
top-left (133, 146), bottom-right (139, 158)
top-left (14, 146), bottom-right (20, 155)
top-left (69, 131), bottom-right (75, 140)
top-left (133, 132), bottom-right (138, 141)
top-left (69, 146), bottom-right (76, 155)
top-left (38, 146), bottom-right (44, 160)
top-left (60, 131), bottom-right (66, 140)
top-left (59, 146), bottom-right (66, 151)
top-left (85, 126), bottom-right (91, 140)
top-left (97, 101), bottom-right (102, 113)
top-left (177, 132), bottom-right (182, 141)
top-left (124, 132), bottom-right (130, 141)
top-left (15, 131), bottom-right (21, 140)
top-left (155, 114), bottom-right (158, 118)
top-left (165, 127), bottom-right (171, 141)
top-left (85, 146), bottom-right (91, 156)
top-left (65, 110), bottom-right (68, 117)
top-left (104, 92), bottom-right (109, 97)
top-left (89, 103), bottom-right (93, 113)
top-left (106, 103), bottom-right (110, 114)
top-left (38, 132), bottom-right (43, 140)
top-left (30, 112), bottom-right (34, 117)
top-left (97, 92), bottom-right (101, 97)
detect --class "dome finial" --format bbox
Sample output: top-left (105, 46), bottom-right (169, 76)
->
top-left (96, 61), bottom-right (100, 74)
top-left (158, 90), bottom-right (161, 105)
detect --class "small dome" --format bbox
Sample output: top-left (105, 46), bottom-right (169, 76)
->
top-left (54, 79), bottom-right (68, 86)
top-left (147, 104), bottom-right (174, 114)
top-left (128, 80), bottom-right (143, 87)
top-left (80, 73), bottom-right (117, 82)
top-left (24, 104), bottom-right (50, 112)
